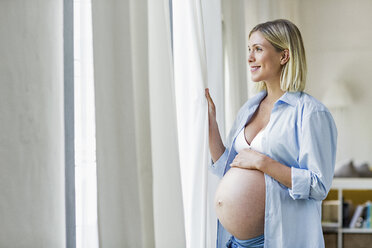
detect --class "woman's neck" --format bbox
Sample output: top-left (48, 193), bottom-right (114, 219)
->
top-left (264, 80), bottom-right (285, 106)
top-left (266, 88), bottom-right (284, 104)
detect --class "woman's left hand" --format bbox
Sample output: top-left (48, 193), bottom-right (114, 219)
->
top-left (230, 148), bottom-right (265, 170)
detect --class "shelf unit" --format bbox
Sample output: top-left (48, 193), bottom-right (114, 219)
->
top-left (323, 178), bottom-right (372, 248)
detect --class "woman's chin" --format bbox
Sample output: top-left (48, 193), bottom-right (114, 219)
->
top-left (250, 77), bottom-right (261, 83)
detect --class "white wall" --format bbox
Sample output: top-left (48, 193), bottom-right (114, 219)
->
top-left (0, 1), bottom-right (65, 247)
top-left (297, 0), bottom-right (372, 164)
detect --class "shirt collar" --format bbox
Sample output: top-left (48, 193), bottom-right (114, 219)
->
top-left (277, 91), bottom-right (302, 107)
top-left (250, 90), bottom-right (301, 107)
top-left (251, 90), bottom-right (267, 106)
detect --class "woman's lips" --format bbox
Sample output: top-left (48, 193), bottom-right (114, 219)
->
top-left (250, 66), bottom-right (260, 72)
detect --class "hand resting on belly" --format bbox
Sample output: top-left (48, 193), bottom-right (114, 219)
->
top-left (214, 167), bottom-right (266, 240)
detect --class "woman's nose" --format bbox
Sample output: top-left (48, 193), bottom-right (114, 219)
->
top-left (248, 52), bottom-right (255, 63)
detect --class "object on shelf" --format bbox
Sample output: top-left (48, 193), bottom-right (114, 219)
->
top-left (349, 205), bottom-right (364, 228)
top-left (347, 201), bottom-right (372, 229)
top-left (334, 159), bottom-right (372, 177)
top-left (342, 199), bottom-right (352, 227)
top-left (322, 200), bottom-right (339, 223)
top-left (354, 162), bottom-right (372, 177)
top-left (355, 216), bottom-right (364, 228)
top-left (365, 201), bottom-right (371, 228)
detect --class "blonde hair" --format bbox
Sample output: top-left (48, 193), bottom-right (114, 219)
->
top-left (249, 19), bottom-right (307, 92)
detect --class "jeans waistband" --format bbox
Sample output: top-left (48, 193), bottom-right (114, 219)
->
top-left (225, 234), bottom-right (264, 248)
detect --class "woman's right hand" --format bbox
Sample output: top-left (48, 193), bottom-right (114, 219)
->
top-left (205, 88), bottom-right (216, 121)
top-left (205, 88), bottom-right (225, 162)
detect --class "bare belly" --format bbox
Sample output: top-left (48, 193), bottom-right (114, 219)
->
top-left (214, 167), bottom-right (265, 240)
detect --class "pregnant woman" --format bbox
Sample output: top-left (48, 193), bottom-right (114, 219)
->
top-left (206, 19), bottom-right (337, 248)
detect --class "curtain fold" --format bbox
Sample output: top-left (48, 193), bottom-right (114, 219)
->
top-left (200, 2), bottom-right (225, 247)
top-left (0, 1), bottom-right (65, 246)
top-left (173, 0), bottom-right (223, 247)
top-left (92, 0), bottom-right (185, 247)
top-left (92, 0), bottom-right (152, 246)
top-left (221, 0), bottom-right (248, 133)
top-left (148, 0), bottom-right (186, 247)
top-left (74, 0), bottom-right (99, 247)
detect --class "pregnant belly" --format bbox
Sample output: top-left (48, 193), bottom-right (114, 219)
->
top-left (214, 167), bottom-right (265, 240)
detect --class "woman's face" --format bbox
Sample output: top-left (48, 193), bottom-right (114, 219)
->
top-left (248, 31), bottom-right (284, 84)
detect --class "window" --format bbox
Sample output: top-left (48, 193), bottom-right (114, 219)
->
top-left (74, 0), bottom-right (99, 247)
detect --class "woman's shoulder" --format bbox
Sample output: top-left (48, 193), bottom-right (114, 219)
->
top-left (296, 91), bottom-right (331, 115)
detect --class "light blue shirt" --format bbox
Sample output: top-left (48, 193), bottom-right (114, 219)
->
top-left (210, 90), bottom-right (337, 248)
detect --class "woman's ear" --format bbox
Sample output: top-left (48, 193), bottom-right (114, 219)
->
top-left (280, 49), bottom-right (290, 65)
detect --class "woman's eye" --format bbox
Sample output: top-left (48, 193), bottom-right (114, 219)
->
top-left (248, 47), bottom-right (262, 53)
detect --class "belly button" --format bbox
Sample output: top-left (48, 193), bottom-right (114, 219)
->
top-left (217, 200), bottom-right (223, 206)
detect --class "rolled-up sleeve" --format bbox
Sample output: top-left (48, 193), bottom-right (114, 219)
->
top-left (209, 148), bottom-right (228, 178)
top-left (289, 110), bottom-right (337, 201)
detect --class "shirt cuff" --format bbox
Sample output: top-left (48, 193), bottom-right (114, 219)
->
top-left (288, 166), bottom-right (311, 200)
top-left (209, 148), bottom-right (228, 178)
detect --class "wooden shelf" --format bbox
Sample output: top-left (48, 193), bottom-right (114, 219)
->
top-left (331, 178), bottom-right (372, 189)
top-left (323, 178), bottom-right (372, 248)
top-left (322, 222), bottom-right (339, 228)
top-left (341, 228), bottom-right (372, 233)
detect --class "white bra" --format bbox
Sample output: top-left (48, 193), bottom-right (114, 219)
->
top-left (234, 126), bottom-right (265, 153)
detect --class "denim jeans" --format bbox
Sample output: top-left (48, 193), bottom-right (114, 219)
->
top-left (225, 235), bottom-right (264, 248)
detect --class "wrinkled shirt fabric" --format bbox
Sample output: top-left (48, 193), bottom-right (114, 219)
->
top-left (210, 90), bottom-right (337, 248)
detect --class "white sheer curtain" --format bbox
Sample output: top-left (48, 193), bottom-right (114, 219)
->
top-left (0, 1), bottom-right (65, 246)
top-left (92, 0), bottom-right (224, 246)
top-left (173, 0), bottom-right (224, 247)
top-left (92, 0), bottom-right (154, 246)
top-left (91, 0), bottom-right (185, 247)
top-left (74, 0), bottom-right (99, 247)
top-left (221, 0), bottom-right (248, 133)
top-left (148, 0), bottom-right (187, 247)
top-left (0, 0), bottom-right (235, 247)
